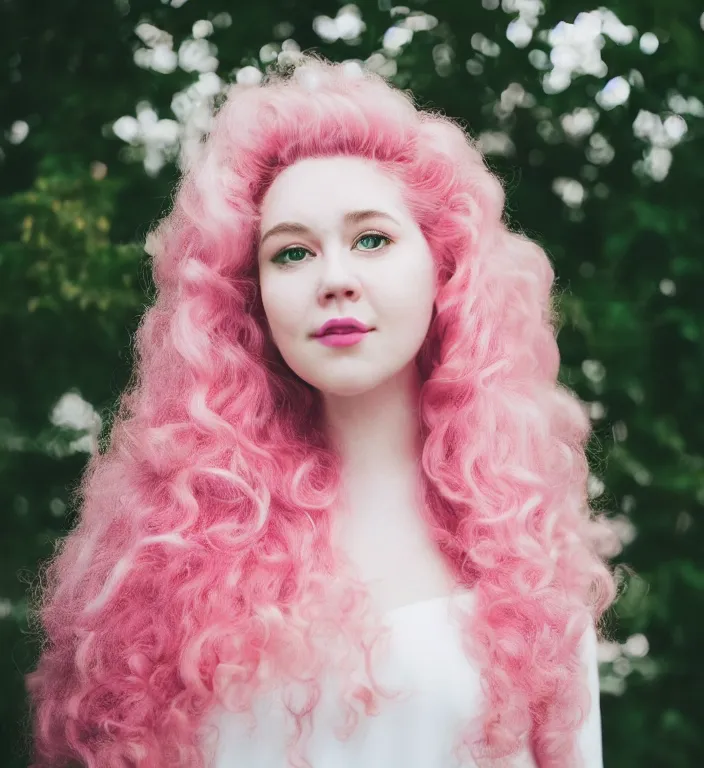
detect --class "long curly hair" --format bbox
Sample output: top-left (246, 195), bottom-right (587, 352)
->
top-left (26, 53), bottom-right (618, 768)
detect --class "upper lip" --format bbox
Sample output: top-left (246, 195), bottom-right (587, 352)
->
top-left (313, 317), bottom-right (372, 337)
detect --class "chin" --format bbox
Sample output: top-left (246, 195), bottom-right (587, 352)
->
top-left (314, 376), bottom-right (382, 398)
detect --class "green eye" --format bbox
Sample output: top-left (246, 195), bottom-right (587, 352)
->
top-left (271, 232), bottom-right (391, 267)
top-left (272, 247), bottom-right (309, 266)
top-left (356, 234), bottom-right (390, 250)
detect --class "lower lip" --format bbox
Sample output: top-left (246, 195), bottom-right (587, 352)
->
top-left (315, 330), bottom-right (370, 347)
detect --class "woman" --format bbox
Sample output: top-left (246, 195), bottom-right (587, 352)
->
top-left (27, 53), bottom-right (618, 767)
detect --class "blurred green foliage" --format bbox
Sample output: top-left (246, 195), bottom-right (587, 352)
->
top-left (1, 0), bottom-right (702, 766)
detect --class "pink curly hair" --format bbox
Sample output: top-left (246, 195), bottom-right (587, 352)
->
top-left (26, 53), bottom-right (618, 768)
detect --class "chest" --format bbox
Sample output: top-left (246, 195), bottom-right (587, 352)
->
top-left (331, 495), bottom-right (456, 615)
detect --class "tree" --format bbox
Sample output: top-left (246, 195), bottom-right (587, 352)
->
top-left (1, 1), bottom-right (702, 765)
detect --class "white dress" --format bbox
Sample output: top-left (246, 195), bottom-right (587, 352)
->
top-left (203, 592), bottom-right (603, 767)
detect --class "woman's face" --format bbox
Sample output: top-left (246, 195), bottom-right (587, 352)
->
top-left (257, 155), bottom-right (436, 398)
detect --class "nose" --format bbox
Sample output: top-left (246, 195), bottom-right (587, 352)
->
top-left (316, 252), bottom-right (362, 305)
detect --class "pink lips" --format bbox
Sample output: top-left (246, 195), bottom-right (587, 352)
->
top-left (314, 317), bottom-right (371, 337)
top-left (313, 317), bottom-right (373, 348)
top-left (316, 330), bottom-right (369, 347)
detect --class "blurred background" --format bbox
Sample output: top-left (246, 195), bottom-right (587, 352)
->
top-left (1, 1), bottom-right (702, 766)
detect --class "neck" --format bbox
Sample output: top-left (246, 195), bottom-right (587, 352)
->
top-left (323, 363), bottom-right (424, 494)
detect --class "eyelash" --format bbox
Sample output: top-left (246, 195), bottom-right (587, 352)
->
top-left (271, 231), bottom-right (393, 267)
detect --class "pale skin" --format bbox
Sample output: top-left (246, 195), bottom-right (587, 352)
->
top-left (256, 155), bottom-right (456, 615)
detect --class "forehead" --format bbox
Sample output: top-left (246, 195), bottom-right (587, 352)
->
top-left (258, 156), bottom-right (406, 229)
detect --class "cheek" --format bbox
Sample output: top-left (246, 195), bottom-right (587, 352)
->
top-left (414, 255), bottom-right (437, 314)
top-left (260, 278), bottom-right (285, 323)
top-left (383, 260), bottom-right (436, 339)
top-left (384, 258), bottom-right (436, 313)
top-left (260, 277), bottom-right (306, 337)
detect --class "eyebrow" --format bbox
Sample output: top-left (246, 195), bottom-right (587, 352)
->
top-left (259, 209), bottom-right (401, 248)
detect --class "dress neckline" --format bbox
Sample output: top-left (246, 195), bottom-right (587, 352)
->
top-left (384, 590), bottom-right (474, 621)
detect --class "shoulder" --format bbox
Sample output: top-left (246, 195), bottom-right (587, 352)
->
top-left (577, 619), bottom-right (604, 768)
